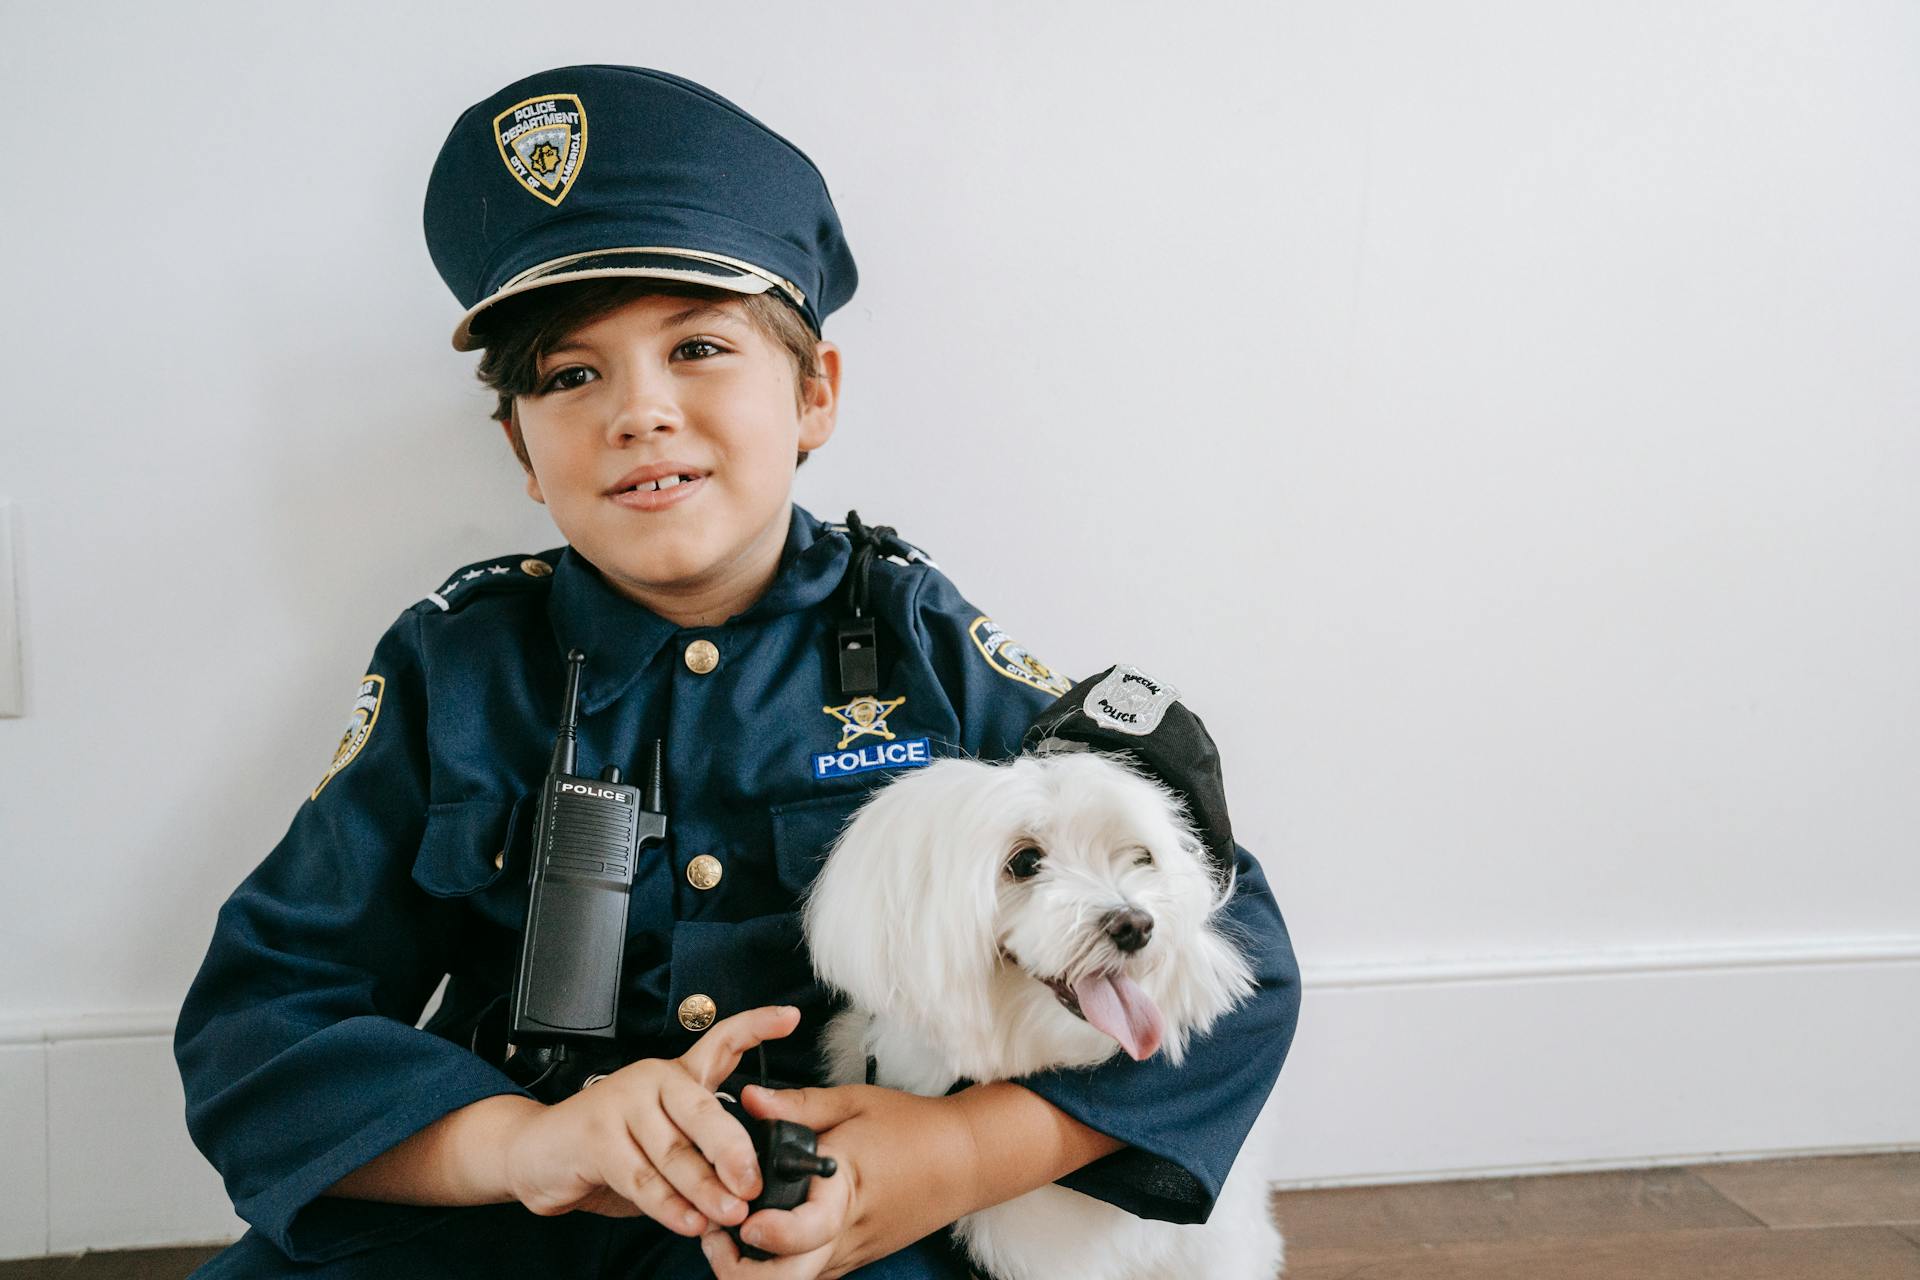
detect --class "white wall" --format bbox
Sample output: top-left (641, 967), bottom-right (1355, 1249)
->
top-left (2, 0), bottom-right (1916, 1257)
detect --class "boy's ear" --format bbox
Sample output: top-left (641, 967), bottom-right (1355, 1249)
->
top-left (497, 418), bottom-right (546, 504)
top-left (797, 341), bottom-right (842, 455)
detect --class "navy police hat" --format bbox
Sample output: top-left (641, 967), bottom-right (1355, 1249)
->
top-left (425, 64), bottom-right (857, 350)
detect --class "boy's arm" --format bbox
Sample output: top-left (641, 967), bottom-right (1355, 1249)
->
top-left (173, 607), bottom-right (534, 1264)
top-left (728, 929), bottom-right (1298, 1274)
top-left (752, 853), bottom-right (1297, 1258)
top-left (950, 1082), bottom-right (1127, 1206)
top-left (726, 1078), bottom-right (1123, 1271)
top-left (760, 857), bottom-right (1299, 1236)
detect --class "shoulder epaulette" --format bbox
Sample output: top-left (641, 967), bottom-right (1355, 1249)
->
top-left (821, 514), bottom-right (940, 570)
top-left (412, 548), bottom-right (564, 614)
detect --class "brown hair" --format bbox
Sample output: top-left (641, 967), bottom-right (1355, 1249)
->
top-left (471, 277), bottom-right (825, 472)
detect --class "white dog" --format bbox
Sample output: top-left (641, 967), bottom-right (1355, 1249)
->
top-left (802, 750), bottom-right (1284, 1280)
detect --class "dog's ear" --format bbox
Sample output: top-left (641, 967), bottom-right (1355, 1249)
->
top-left (801, 760), bottom-right (1005, 1050)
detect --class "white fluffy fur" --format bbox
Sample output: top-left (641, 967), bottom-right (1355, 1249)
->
top-left (802, 751), bottom-right (1284, 1280)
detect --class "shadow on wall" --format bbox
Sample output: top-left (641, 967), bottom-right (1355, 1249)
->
top-left (144, 275), bottom-right (550, 976)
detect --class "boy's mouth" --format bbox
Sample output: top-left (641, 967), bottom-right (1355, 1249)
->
top-left (606, 461), bottom-right (711, 494)
top-left (606, 463), bottom-right (711, 511)
top-left (625, 473), bottom-right (699, 492)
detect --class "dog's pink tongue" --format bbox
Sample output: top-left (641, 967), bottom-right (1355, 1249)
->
top-left (1073, 973), bottom-right (1166, 1061)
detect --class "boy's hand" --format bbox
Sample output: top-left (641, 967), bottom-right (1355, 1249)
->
top-left (698, 1083), bottom-right (974, 1279)
top-left (497, 1005), bottom-right (801, 1235)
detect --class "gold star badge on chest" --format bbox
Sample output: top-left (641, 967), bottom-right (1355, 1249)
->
top-left (822, 695), bottom-right (906, 750)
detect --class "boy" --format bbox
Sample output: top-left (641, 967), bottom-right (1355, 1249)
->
top-left (174, 65), bottom-right (1301, 1278)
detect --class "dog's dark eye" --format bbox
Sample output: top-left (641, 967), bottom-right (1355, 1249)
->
top-left (1005, 846), bottom-right (1045, 879)
top-left (1132, 847), bottom-right (1154, 868)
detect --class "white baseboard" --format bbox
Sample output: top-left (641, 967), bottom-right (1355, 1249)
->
top-left (0, 1025), bottom-right (245, 1261)
top-left (1254, 936), bottom-right (1920, 1188)
top-left (3, 938), bottom-right (1917, 1260)
top-left (0, 1040), bottom-right (51, 1260)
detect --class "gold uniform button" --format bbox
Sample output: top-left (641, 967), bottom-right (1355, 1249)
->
top-left (520, 558), bottom-right (553, 578)
top-left (683, 639), bottom-right (720, 674)
top-left (678, 994), bottom-right (717, 1031)
top-left (493, 849), bottom-right (506, 870)
top-left (686, 854), bottom-right (724, 891)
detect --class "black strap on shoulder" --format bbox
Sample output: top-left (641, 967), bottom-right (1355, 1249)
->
top-left (834, 510), bottom-right (938, 696)
top-left (835, 511), bottom-right (890, 696)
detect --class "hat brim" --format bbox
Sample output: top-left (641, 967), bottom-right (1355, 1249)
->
top-left (451, 249), bottom-right (782, 351)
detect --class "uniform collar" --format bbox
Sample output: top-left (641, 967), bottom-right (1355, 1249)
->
top-left (546, 504), bottom-right (850, 716)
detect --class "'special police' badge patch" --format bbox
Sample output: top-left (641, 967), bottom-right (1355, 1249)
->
top-left (968, 616), bottom-right (1072, 696)
top-left (1080, 665), bottom-right (1181, 737)
top-left (493, 94), bottom-right (587, 207)
top-left (311, 675), bottom-right (384, 801)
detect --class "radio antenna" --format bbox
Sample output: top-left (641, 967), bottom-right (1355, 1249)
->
top-left (551, 649), bottom-right (586, 775)
top-left (642, 740), bottom-right (665, 812)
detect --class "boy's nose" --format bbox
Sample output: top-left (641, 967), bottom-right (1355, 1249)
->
top-left (606, 385), bottom-right (683, 444)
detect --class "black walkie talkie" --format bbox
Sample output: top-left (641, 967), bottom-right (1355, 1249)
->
top-left (505, 649), bottom-right (667, 1097)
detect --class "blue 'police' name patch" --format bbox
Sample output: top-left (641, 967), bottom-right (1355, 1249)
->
top-left (813, 737), bottom-right (933, 780)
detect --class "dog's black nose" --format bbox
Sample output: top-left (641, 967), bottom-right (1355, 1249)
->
top-left (1103, 908), bottom-right (1154, 953)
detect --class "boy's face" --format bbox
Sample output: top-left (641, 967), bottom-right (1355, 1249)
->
top-left (510, 292), bottom-right (839, 610)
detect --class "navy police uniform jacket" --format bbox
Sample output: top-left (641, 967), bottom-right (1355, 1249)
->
top-left (173, 504), bottom-right (1303, 1264)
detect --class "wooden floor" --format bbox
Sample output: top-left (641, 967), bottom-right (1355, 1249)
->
top-left (3, 1152), bottom-right (1915, 1277)
top-left (1270, 1152), bottom-right (1920, 1279)
top-left (0, 1248), bottom-right (224, 1280)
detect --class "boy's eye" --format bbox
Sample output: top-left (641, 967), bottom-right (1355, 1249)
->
top-left (534, 339), bottom-right (723, 393)
top-left (538, 365), bottom-right (596, 394)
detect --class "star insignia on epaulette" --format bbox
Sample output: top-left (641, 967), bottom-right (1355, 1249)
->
top-left (418, 554), bottom-right (556, 612)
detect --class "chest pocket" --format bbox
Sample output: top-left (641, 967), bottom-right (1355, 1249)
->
top-left (410, 794), bottom-right (535, 899)
top-left (769, 790), bottom-right (875, 898)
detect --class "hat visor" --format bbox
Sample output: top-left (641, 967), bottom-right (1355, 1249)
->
top-left (451, 250), bottom-right (777, 351)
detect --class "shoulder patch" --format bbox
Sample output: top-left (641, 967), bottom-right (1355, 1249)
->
top-left (414, 551), bottom-right (560, 614)
top-left (312, 675), bottom-right (383, 800)
top-left (968, 616), bottom-right (1072, 696)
